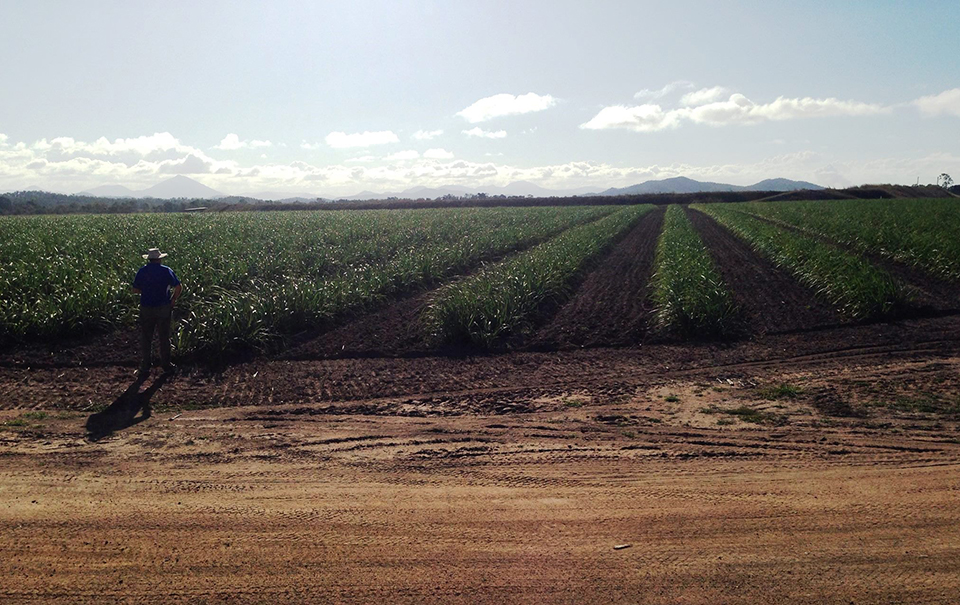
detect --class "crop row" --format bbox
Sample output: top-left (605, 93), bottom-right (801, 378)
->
top-left (650, 206), bottom-right (736, 337)
top-left (423, 205), bottom-right (653, 347)
top-left (692, 203), bottom-right (910, 320)
top-left (730, 198), bottom-right (960, 282)
top-left (0, 206), bottom-right (614, 353)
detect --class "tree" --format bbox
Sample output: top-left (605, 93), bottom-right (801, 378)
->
top-left (938, 173), bottom-right (954, 188)
top-left (0, 195), bottom-right (11, 214)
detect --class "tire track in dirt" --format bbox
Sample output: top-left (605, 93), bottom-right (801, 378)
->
top-left (6, 317), bottom-right (960, 413)
top-left (2, 450), bottom-right (959, 603)
top-left (526, 207), bottom-right (665, 349)
top-left (686, 207), bottom-right (843, 335)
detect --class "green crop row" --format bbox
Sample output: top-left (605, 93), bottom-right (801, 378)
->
top-left (650, 206), bottom-right (736, 337)
top-left (423, 205), bottom-right (653, 348)
top-left (0, 206), bottom-right (615, 356)
top-left (693, 203), bottom-right (910, 320)
top-left (731, 198), bottom-right (960, 282)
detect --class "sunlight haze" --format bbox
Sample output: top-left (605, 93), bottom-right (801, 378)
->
top-left (1, 0), bottom-right (958, 196)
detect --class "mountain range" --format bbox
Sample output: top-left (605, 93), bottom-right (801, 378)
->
top-left (81, 176), bottom-right (225, 199)
top-left (73, 175), bottom-right (823, 201)
top-left (598, 176), bottom-right (823, 196)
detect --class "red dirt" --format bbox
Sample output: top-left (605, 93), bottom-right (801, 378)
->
top-left (282, 289), bottom-right (439, 359)
top-left (3, 312), bottom-right (960, 413)
top-left (527, 207), bottom-right (664, 349)
top-left (3, 328), bottom-right (960, 603)
top-left (0, 328), bottom-right (141, 370)
top-left (686, 207), bottom-right (844, 335)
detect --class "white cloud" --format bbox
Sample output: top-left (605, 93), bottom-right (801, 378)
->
top-left (914, 88), bottom-right (960, 118)
top-left (214, 133), bottom-right (273, 150)
top-left (580, 104), bottom-right (683, 132)
top-left (4, 128), bottom-right (956, 198)
top-left (691, 94), bottom-right (889, 125)
top-left (463, 127), bottom-right (507, 139)
top-left (324, 130), bottom-right (399, 149)
top-left (423, 148), bottom-right (455, 159)
top-left (680, 86), bottom-right (728, 107)
top-left (634, 81), bottom-right (694, 100)
top-left (30, 132), bottom-right (197, 162)
top-left (583, 92), bottom-right (890, 132)
top-left (384, 150), bottom-right (420, 161)
top-left (456, 93), bottom-right (557, 123)
top-left (157, 153), bottom-right (214, 174)
top-left (0, 133), bottom-right (7, 145)
top-left (412, 129), bottom-right (443, 140)
top-left (301, 141), bottom-right (322, 150)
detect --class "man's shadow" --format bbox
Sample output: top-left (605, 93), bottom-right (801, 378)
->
top-left (85, 374), bottom-right (169, 441)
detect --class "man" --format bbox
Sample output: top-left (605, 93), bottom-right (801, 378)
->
top-left (132, 248), bottom-right (182, 377)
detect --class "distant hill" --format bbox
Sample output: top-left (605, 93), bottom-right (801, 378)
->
top-left (743, 178), bottom-right (824, 191)
top-left (600, 176), bottom-right (823, 196)
top-left (246, 190), bottom-right (324, 202)
top-left (79, 184), bottom-right (138, 198)
top-left (75, 176), bottom-right (224, 199)
top-left (139, 175), bottom-right (223, 199)
top-left (338, 181), bottom-right (601, 201)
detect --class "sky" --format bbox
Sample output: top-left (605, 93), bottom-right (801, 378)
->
top-left (1, 0), bottom-right (959, 196)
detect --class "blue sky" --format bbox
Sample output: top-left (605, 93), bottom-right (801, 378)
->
top-left (1, 0), bottom-right (958, 195)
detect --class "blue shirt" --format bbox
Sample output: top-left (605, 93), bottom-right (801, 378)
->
top-left (133, 263), bottom-right (181, 307)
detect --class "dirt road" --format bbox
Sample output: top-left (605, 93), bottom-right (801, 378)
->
top-left (3, 342), bottom-right (960, 603)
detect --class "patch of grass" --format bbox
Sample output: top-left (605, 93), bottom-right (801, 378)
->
top-left (622, 430), bottom-right (637, 439)
top-left (21, 411), bottom-right (48, 420)
top-left (651, 205), bottom-right (738, 337)
top-left (3, 418), bottom-right (29, 427)
top-left (868, 394), bottom-right (960, 416)
top-left (702, 405), bottom-right (788, 425)
top-left (716, 418), bottom-right (736, 426)
top-left (664, 394), bottom-right (680, 403)
top-left (731, 198), bottom-right (960, 283)
top-left (758, 383), bottom-right (802, 400)
top-left (725, 405), bottom-right (772, 424)
top-left (562, 398), bottom-right (585, 408)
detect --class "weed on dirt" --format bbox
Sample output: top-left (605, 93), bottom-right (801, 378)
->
top-left (701, 404), bottom-right (788, 425)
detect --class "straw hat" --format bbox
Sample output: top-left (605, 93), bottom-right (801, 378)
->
top-left (142, 248), bottom-right (168, 260)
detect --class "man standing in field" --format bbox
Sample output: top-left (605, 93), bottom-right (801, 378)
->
top-left (132, 248), bottom-right (182, 378)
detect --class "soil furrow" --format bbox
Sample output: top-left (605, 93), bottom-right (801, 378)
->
top-left (526, 207), bottom-right (665, 349)
top-left (4, 314), bottom-right (960, 412)
top-left (686, 207), bottom-right (842, 335)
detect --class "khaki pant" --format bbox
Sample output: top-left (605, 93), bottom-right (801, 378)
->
top-left (139, 304), bottom-right (172, 371)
